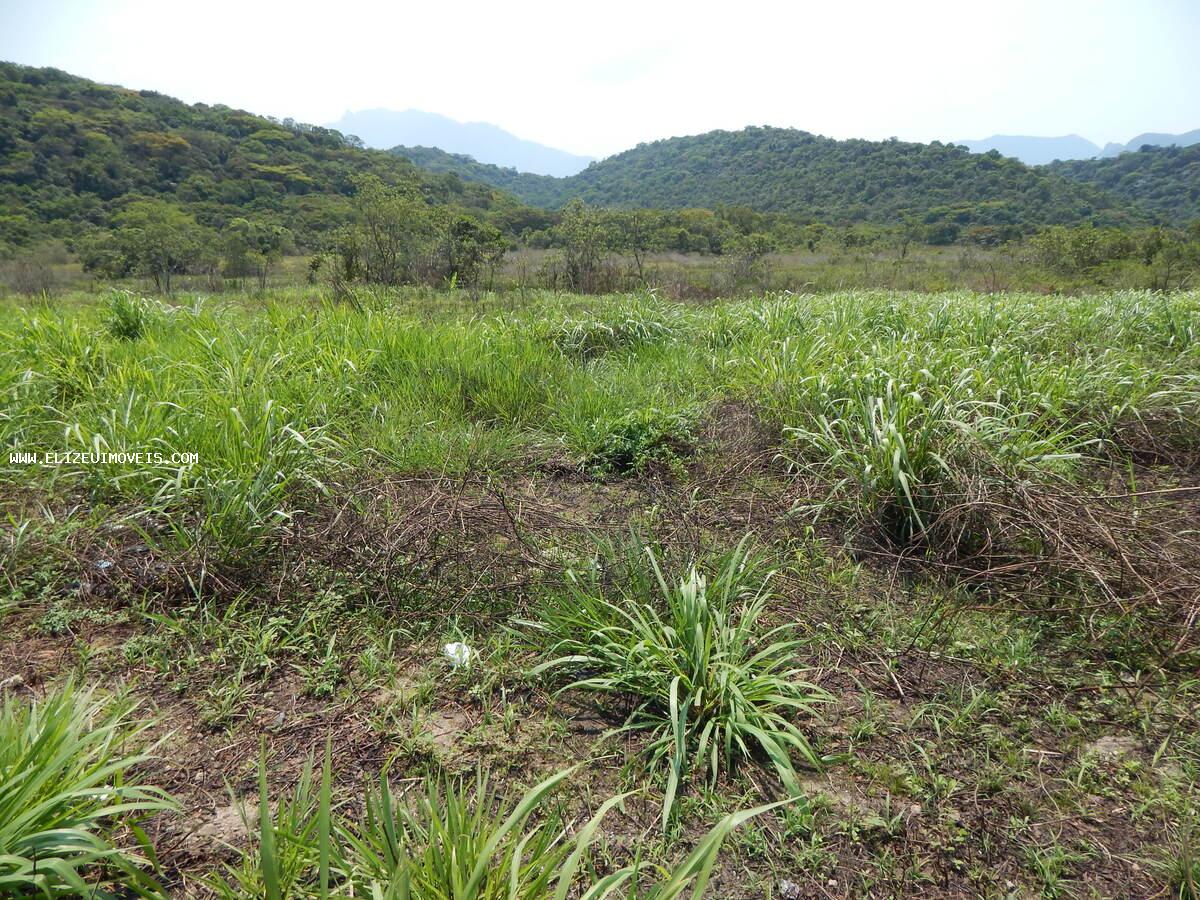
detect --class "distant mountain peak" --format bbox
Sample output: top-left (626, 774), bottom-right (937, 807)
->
top-left (954, 134), bottom-right (1102, 165)
top-left (957, 129), bottom-right (1200, 165)
top-left (326, 108), bottom-right (593, 177)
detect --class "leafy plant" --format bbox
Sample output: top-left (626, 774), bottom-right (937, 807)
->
top-left (339, 766), bottom-right (623, 899)
top-left (1155, 821), bottom-right (1199, 900)
top-left (584, 407), bottom-right (696, 475)
top-left (0, 680), bottom-right (173, 898)
top-left (532, 536), bottom-right (828, 826)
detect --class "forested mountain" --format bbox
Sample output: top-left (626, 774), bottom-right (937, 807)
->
top-left (394, 127), bottom-right (1144, 229)
top-left (393, 146), bottom-right (563, 205)
top-left (1046, 144), bottom-right (1200, 225)
top-left (0, 62), bottom-right (545, 253)
top-left (329, 109), bottom-right (593, 176)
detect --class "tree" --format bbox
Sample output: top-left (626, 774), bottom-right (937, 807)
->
top-left (223, 218), bottom-right (291, 290)
top-left (555, 200), bottom-right (612, 293)
top-left (438, 215), bottom-right (507, 294)
top-left (611, 209), bottom-right (664, 284)
top-left (351, 174), bottom-right (437, 285)
top-left (95, 200), bottom-right (211, 292)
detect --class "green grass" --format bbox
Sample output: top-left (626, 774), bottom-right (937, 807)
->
top-left (3, 288), bottom-right (1197, 560)
top-left (2, 286), bottom-right (1199, 897)
top-left (209, 750), bottom-right (790, 899)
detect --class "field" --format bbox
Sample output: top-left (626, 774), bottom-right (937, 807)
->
top-left (2, 286), bottom-right (1199, 898)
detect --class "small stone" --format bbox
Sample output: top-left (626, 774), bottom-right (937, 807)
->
top-left (778, 879), bottom-right (801, 900)
top-left (0, 674), bottom-right (25, 692)
top-left (1084, 735), bottom-right (1140, 759)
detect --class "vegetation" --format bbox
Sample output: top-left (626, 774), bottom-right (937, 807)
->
top-left (532, 537), bottom-right (827, 827)
top-left (4, 62), bottom-right (1199, 303)
top-left (1048, 143), bottom-right (1200, 226)
top-left (209, 753), bottom-right (786, 899)
top-left (0, 681), bottom-right (172, 897)
top-left (0, 62), bottom-right (543, 258)
top-left (2, 55), bottom-right (1199, 896)
top-left (394, 128), bottom-right (1145, 230)
top-left (1, 284), bottom-right (1197, 895)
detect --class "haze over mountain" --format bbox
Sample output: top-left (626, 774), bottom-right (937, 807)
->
top-left (327, 108), bottom-right (594, 177)
top-left (958, 129), bottom-right (1200, 165)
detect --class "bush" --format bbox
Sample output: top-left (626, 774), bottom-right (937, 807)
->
top-left (0, 241), bottom-right (68, 296)
top-left (531, 536), bottom-right (827, 826)
top-left (583, 407), bottom-right (696, 475)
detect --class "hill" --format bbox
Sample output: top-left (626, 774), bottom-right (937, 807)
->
top-left (1047, 143), bottom-right (1200, 225)
top-left (328, 108), bottom-right (593, 176)
top-left (0, 62), bottom-right (538, 253)
top-left (395, 127), bottom-right (1143, 230)
top-left (392, 145), bottom-right (563, 205)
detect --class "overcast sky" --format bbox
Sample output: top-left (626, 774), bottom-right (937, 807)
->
top-left (2, 0), bottom-right (1198, 158)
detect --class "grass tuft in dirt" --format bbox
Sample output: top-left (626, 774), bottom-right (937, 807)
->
top-left (531, 535), bottom-right (828, 827)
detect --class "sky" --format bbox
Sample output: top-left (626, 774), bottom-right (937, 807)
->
top-left (1, 0), bottom-right (1198, 159)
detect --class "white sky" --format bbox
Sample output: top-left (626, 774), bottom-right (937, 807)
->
top-left (1, 0), bottom-right (1197, 158)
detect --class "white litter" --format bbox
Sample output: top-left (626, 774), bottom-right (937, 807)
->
top-left (442, 641), bottom-right (474, 669)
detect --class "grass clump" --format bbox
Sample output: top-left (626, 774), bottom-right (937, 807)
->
top-left (0, 681), bottom-right (173, 898)
top-left (102, 290), bottom-right (165, 341)
top-left (532, 536), bottom-right (827, 826)
top-left (543, 295), bottom-right (681, 359)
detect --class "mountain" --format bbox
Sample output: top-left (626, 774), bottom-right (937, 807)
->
top-left (395, 127), bottom-right (1142, 229)
top-left (1047, 144), bottom-right (1200, 225)
top-left (955, 135), bottom-right (1102, 166)
top-left (328, 109), bottom-right (593, 177)
top-left (0, 62), bottom-right (537, 252)
top-left (1101, 129), bottom-right (1200, 157)
top-left (957, 130), bottom-right (1200, 164)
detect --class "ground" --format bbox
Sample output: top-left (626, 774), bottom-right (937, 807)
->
top-left (2, 287), bottom-right (1198, 898)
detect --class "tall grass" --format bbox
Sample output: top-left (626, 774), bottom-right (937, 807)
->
top-left (1, 288), bottom-right (1197, 560)
top-left (0, 681), bottom-right (173, 898)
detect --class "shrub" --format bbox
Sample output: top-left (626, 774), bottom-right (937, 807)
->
top-left (583, 407), bottom-right (696, 475)
top-left (0, 681), bottom-right (173, 898)
top-left (531, 536), bottom-right (827, 826)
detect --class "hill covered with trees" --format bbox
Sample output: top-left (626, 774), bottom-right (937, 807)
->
top-left (394, 127), bottom-right (1147, 231)
top-left (0, 62), bottom-right (547, 255)
top-left (1046, 144), bottom-right (1200, 226)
